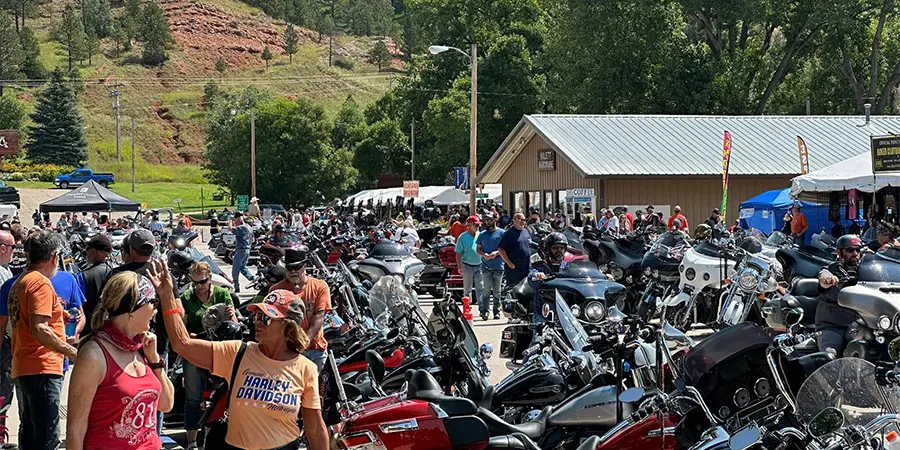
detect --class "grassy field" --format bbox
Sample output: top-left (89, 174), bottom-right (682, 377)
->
top-left (8, 181), bottom-right (233, 212)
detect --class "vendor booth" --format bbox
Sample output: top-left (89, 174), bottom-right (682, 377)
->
top-left (739, 189), bottom-right (826, 242)
top-left (40, 180), bottom-right (141, 213)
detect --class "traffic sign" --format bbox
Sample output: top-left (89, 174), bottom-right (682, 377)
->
top-left (237, 195), bottom-right (249, 212)
top-left (476, 193), bottom-right (489, 199)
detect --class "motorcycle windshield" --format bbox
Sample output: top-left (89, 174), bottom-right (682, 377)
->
top-left (366, 276), bottom-right (414, 323)
top-left (562, 229), bottom-right (585, 253)
top-left (766, 232), bottom-right (791, 247)
top-left (555, 290), bottom-right (589, 354)
top-left (648, 232), bottom-right (688, 261)
top-left (864, 248), bottom-right (900, 281)
top-left (796, 357), bottom-right (900, 429)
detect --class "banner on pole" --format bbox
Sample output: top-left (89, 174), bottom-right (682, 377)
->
top-left (721, 131), bottom-right (732, 220)
top-left (797, 136), bottom-right (809, 174)
top-left (403, 180), bottom-right (420, 198)
top-left (453, 167), bottom-right (469, 190)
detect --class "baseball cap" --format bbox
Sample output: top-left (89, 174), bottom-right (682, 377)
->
top-left (247, 290), bottom-right (305, 323)
top-left (233, 211), bottom-right (243, 218)
top-left (128, 229), bottom-right (156, 253)
top-left (86, 234), bottom-right (112, 252)
top-left (466, 215), bottom-right (481, 225)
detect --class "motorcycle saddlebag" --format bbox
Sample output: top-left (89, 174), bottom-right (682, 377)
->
top-left (500, 324), bottom-right (532, 360)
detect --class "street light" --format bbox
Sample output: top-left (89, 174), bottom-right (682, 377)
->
top-left (429, 43), bottom-right (478, 215)
top-left (231, 108), bottom-right (257, 199)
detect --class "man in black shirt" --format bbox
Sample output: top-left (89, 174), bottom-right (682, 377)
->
top-left (816, 235), bottom-right (862, 355)
top-left (76, 234), bottom-right (113, 335)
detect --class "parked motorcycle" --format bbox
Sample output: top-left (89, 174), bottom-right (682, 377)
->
top-left (715, 249), bottom-right (779, 328)
top-left (662, 240), bottom-right (736, 331)
top-left (637, 231), bottom-right (690, 320)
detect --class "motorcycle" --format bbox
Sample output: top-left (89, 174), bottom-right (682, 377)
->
top-left (501, 259), bottom-right (626, 362)
top-left (637, 231), bottom-right (690, 321)
top-left (589, 230), bottom-right (652, 314)
top-left (661, 239), bottom-right (736, 331)
top-left (776, 243), bottom-right (833, 285)
top-left (351, 241), bottom-right (425, 289)
top-left (715, 249), bottom-right (779, 328)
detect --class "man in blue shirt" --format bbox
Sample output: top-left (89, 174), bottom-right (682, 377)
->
top-left (476, 212), bottom-right (505, 320)
top-left (230, 212), bottom-right (255, 293)
top-left (455, 216), bottom-right (482, 307)
top-left (498, 213), bottom-right (531, 288)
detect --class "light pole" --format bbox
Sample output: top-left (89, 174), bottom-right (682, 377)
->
top-left (429, 44), bottom-right (477, 215)
top-left (231, 108), bottom-right (257, 199)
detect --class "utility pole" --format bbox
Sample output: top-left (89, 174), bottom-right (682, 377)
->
top-left (250, 110), bottom-right (257, 199)
top-left (131, 117), bottom-right (135, 192)
top-left (468, 43), bottom-right (478, 215)
top-left (109, 81), bottom-right (122, 162)
top-left (410, 120), bottom-right (415, 180)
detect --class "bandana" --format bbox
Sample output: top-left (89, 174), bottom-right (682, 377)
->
top-left (96, 321), bottom-right (144, 351)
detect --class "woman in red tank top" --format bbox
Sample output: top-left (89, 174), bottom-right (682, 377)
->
top-left (66, 272), bottom-right (176, 450)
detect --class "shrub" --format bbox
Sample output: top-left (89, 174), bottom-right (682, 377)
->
top-left (0, 162), bottom-right (76, 181)
top-left (6, 173), bottom-right (25, 181)
top-left (334, 56), bottom-right (355, 70)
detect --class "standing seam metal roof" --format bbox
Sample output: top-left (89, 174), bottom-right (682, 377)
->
top-left (480, 115), bottom-right (900, 180)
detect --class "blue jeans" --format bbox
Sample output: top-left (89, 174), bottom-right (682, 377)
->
top-left (478, 269), bottom-right (503, 315)
top-left (14, 374), bottom-right (64, 450)
top-left (232, 248), bottom-right (254, 290)
top-left (183, 360), bottom-right (207, 431)
top-left (305, 349), bottom-right (326, 373)
top-left (461, 263), bottom-right (481, 302)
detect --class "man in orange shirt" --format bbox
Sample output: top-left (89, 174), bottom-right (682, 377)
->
top-left (440, 214), bottom-right (468, 241)
top-left (790, 203), bottom-right (809, 242)
top-left (268, 247), bottom-right (331, 371)
top-left (9, 230), bottom-right (76, 450)
top-left (667, 205), bottom-right (690, 231)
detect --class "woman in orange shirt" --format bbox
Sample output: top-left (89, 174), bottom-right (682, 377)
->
top-left (150, 260), bottom-right (329, 450)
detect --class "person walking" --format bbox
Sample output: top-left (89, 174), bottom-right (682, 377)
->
top-left (76, 235), bottom-right (113, 336)
top-left (180, 262), bottom-right (235, 450)
top-left (498, 213), bottom-right (532, 288)
top-left (8, 230), bottom-right (77, 450)
top-left (790, 203), bottom-right (809, 242)
top-left (476, 213), bottom-right (504, 320)
top-left (268, 248), bottom-right (332, 372)
top-left (155, 258), bottom-right (329, 449)
top-left (455, 216), bottom-right (483, 312)
top-left (66, 272), bottom-right (175, 450)
top-left (230, 212), bottom-right (255, 293)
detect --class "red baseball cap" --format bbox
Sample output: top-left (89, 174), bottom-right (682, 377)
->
top-left (466, 215), bottom-right (482, 225)
top-left (247, 290), bottom-right (306, 322)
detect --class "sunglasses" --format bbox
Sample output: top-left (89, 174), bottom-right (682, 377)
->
top-left (191, 277), bottom-right (211, 285)
top-left (286, 265), bottom-right (305, 273)
top-left (132, 296), bottom-right (159, 312)
top-left (253, 311), bottom-right (280, 326)
top-left (844, 248), bottom-right (862, 254)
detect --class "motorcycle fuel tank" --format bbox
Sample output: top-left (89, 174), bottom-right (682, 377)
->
top-left (547, 384), bottom-right (634, 427)
top-left (493, 358), bottom-right (567, 407)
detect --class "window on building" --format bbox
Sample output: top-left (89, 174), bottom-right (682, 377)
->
top-left (544, 191), bottom-right (554, 216)
top-left (512, 192), bottom-right (525, 214)
top-left (528, 191), bottom-right (541, 213)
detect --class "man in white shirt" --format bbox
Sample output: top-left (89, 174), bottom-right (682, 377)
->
top-left (394, 220), bottom-right (420, 251)
top-left (605, 210), bottom-right (620, 233)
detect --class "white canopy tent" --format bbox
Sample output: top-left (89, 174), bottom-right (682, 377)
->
top-left (791, 152), bottom-right (900, 201)
top-left (347, 186), bottom-right (461, 205)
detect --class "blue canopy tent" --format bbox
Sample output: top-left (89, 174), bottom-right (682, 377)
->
top-left (738, 189), bottom-right (826, 244)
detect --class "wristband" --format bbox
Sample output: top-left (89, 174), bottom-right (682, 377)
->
top-left (147, 360), bottom-right (165, 370)
top-left (162, 308), bottom-right (182, 317)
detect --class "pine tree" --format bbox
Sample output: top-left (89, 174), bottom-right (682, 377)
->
top-left (367, 39), bottom-right (391, 72)
top-left (56, 4), bottom-right (86, 72)
top-left (261, 46), bottom-right (273, 71)
top-left (0, 11), bottom-right (23, 96)
top-left (26, 68), bottom-right (88, 167)
top-left (18, 26), bottom-right (45, 79)
top-left (284, 24), bottom-right (299, 64)
top-left (139, 1), bottom-right (172, 66)
top-left (122, 0), bottom-right (141, 50)
top-left (85, 28), bottom-right (100, 65)
top-left (215, 56), bottom-right (227, 77)
top-left (110, 17), bottom-right (127, 58)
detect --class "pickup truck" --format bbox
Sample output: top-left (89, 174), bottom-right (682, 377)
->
top-left (54, 168), bottom-right (116, 189)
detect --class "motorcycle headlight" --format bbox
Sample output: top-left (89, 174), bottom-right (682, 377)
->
top-left (738, 271), bottom-right (760, 291)
top-left (176, 239), bottom-right (185, 247)
top-left (542, 302), bottom-right (552, 318)
top-left (685, 268), bottom-right (696, 281)
top-left (585, 301), bottom-right (605, 322)
top-left (879, 315), bottom-right (892, 331)
top-left (571, 304), bottom-right (581, 317)
top-left (643, 267), bottom-right (652, 276)
top-left (611, 267), bottom-right (624, 281)
top-left (679, 264), bottom-right (684, 273)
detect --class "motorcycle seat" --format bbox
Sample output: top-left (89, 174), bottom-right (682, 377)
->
top-left (786, 279), bottom-right (821, 321)
top-left (791, 278), bottom-right (820, 297)
top-left (477, 405), bottom-right (553, 441)
top-left (487, 434), bottom-right (540, 450)
top-left (407, 370), bottom-right (477, 416)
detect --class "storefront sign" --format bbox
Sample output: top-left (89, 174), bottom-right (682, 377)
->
top-left (538, 150), bottom-right (556, 171)
top-left (0, 131), bottom-right (19, 156)
top-left (403, 180), bottom-right (419, 198)
top-left (566, 188), bottom-right (595, 198)
top-left (739, 208), bottom-right (754, 219)
top-left (872, 135), bottom-right (900, 172)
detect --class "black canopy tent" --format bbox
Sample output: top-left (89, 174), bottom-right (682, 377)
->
top-left (40, 180), bottom-right (141, 213)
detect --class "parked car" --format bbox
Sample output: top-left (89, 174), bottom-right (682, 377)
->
top-left (258, 204), bottom-right (287, 217)
top-left (0, 181), bottom-right (21, 209)
top-left (54, 168), bottom-right (116, 189)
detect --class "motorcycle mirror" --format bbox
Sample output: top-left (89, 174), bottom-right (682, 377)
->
top-left (728, 424), bottom-right (762, 450)
top-left (607, 306), bottom-right (626, 324)
top-left (618, 387), bottom-right (644, 403)
top-left (479, 342), bottom-right (494, 360)
top-left (889, 337), bottom-right (900, 362)
top-left (542, 303), bottom-right (552, 319)
top-left (784, 307), bottom-right (804, 328)
top-left (808, 407), bottom-right (844, 438)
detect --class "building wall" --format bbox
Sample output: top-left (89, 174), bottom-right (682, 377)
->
top-left (604, 176), bottom-right (794, 229)
top-left (497, 134), bottom-right (603, 215)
